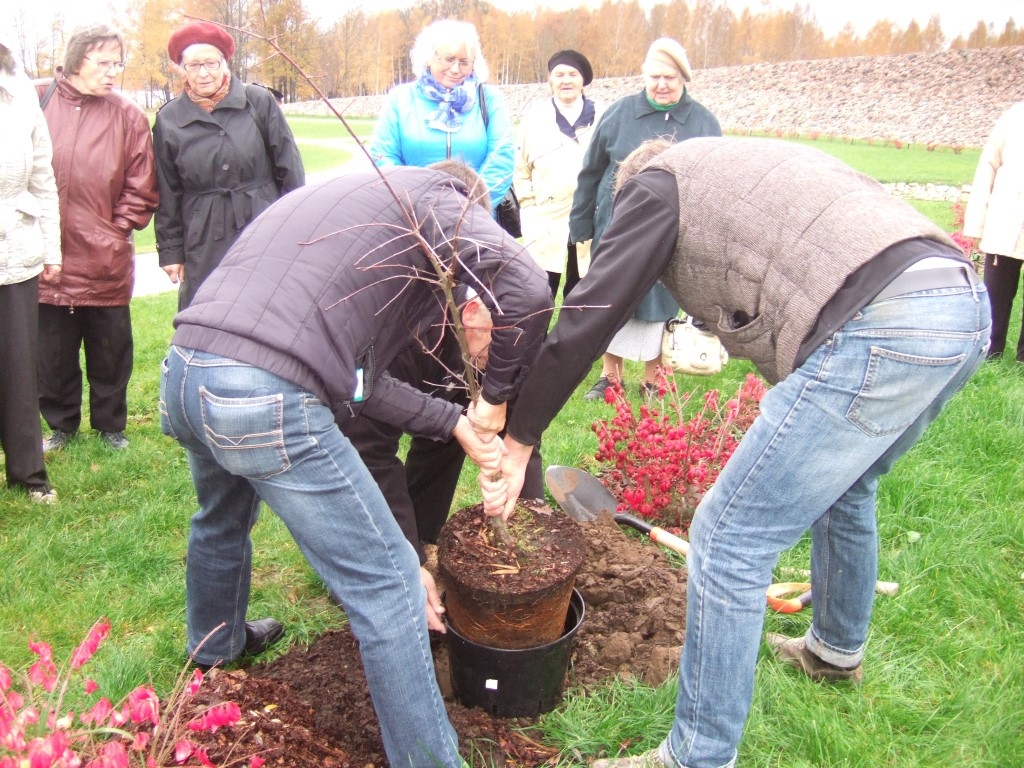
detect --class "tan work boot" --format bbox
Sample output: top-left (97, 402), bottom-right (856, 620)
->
top-left (766, 633), bottom-right (863, 684)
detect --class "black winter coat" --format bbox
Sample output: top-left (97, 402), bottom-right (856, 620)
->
top-left (172, 167), bottom-right (552, 433)
top-left (153, 77), bottom-right (305, 309)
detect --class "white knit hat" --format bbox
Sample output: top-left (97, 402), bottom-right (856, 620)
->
top-left (645, 37), bottom-right (692, 82)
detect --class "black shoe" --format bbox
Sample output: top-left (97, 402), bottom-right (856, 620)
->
top-left (583, 376), bottom-right (614, 401)
top-left (42, 429), bottom-right (76, 453)
top-left (99, 431), bottom-right (129, 450)
top-left (190, 618), bottom-right (284, 671)
top-left (243, 618), bottom-right (284, 657)
top-left (640, 382), bottom-right (659, 398)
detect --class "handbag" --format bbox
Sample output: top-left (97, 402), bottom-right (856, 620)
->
top-left (495, 186), bottom-right (522, 238)
top-left (477, 84), bottom-right (522, 238)
top-left (661, 316), bottom-right (729, 375)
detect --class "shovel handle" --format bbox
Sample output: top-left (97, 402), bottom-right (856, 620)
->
top-left (615, 514), bottom-right (692, 556)
top-left (778, 567), bottom-right (899, 597)
top-left (648, 526), bottom-right (690, 557)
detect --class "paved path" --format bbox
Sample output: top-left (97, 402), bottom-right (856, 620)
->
top-left (132, 251), bottom-right (176, 298)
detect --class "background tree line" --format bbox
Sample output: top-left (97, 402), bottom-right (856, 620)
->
top-left (10, 0), bottom-right (1022, 107)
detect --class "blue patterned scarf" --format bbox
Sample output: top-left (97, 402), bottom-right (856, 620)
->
top-left (416, 70), bottom-right (478, 132)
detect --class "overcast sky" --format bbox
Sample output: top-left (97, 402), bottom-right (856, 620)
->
top-left (15, 0), bottom-right (1023, 40)
top-left (305, 0), bottom-right (1022, 38)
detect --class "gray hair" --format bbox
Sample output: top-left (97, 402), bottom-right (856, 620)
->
top-left (410, 19), bottom-right (489, 83)
top-left (63, 23), bottom-right (125, 75)
top-left (614, 138), bottom-right (675, 193)
top-left (429, 160), bottom-right (491, 212)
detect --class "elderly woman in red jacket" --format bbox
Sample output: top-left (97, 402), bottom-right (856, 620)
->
top-left (36, 23), bottom-right (158, 454)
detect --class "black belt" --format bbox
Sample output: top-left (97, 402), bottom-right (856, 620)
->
top-left (873, 266), bottom-right (975, 304)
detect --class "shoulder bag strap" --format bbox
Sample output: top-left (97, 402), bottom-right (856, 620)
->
top-left (243, 84), bottom-right (272, 160)
top-left (39, 77), bottom-right (59, 110)
top-left (477, 83), bottom-right (488, 127)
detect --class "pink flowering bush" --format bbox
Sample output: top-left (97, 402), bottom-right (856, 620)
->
top-left (593, 370), bottom-right (766, 532)
top-left (0, 619), bottom-right (264, 768)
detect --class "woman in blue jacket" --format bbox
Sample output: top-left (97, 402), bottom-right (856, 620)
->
top-left (370, 19), bottom-right (514, 211)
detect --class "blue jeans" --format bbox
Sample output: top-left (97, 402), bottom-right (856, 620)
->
top-left (159, 347), bottom-right (461, 767)
top-left (662, 281), bottom-right (990, 768)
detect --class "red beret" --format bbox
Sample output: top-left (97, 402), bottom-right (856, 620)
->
top-left (167, 21), bottom-right (236, 64)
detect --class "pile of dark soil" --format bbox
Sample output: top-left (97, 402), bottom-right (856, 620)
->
top-left (185, 514), bottom-right (688, 766)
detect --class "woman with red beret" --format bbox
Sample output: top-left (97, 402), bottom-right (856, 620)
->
top-left (153, 20), bottom-right (305, 309)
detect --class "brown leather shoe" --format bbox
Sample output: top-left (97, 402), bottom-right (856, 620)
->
top-left (767, 633), bottom-right (863, 684)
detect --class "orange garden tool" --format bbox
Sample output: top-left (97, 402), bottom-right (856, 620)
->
top-left (766, 582), bottom-right (813, 613)
top-left (765, 575), bottom-right (900, 611)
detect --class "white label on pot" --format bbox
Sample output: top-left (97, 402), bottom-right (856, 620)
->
top-left (485, 679), bottom-right (498, 690)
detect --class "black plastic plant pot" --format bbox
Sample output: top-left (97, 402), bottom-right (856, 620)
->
top-left (446, 588), bottom-right (585, 718)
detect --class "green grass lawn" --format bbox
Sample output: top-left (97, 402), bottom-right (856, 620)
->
top-left (285, 114), bottom-right (375, 140)
top-left (759, 134), bottom-right (981, 185)
top-left (3, 137), bottom-right (1021, 766)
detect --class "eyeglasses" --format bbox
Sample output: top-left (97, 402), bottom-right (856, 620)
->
top-left (85, 57), bottom-right (125, 73)
top-left (183, 60), bottom-right (224, 73)
top-left (436, 54), bottom-right (474, 71)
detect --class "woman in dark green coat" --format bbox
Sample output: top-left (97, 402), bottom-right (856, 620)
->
top-left (153, 21), bottom-right (304, 310)
top-left (570, 38), bottom-right (720, 399)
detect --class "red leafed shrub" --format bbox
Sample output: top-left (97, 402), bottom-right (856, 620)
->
top-left (0, 620), bottom-right (265, 768)
top-left (592, 371), bottom-right (766, 534)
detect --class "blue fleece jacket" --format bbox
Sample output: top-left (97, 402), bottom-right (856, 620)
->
top-left (370, 81), bottom-right (515, 209)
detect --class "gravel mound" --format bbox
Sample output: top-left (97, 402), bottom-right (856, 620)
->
top-left (286, 46), bottom-right (1024, 148)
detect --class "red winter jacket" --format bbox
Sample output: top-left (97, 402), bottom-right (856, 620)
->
top-left (35, 72), bottom-right (158, 307)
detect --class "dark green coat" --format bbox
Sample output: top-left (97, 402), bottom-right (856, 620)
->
top-left (153, 77), bottom-right (304, 309)
top-left (569, 88), bottom-right (720, 321)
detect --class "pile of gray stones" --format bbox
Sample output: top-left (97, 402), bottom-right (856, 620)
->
top-left (284, 45), bottom-right (1024, 203)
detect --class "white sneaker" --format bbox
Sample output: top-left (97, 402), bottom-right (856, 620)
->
top-left (29, 488), bottom-right (59, 505)
top-left (593, 748), bottom-right (666, 768)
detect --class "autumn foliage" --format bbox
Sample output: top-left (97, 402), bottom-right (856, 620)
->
top-left (12, 0), bottom-right (1024, 105)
